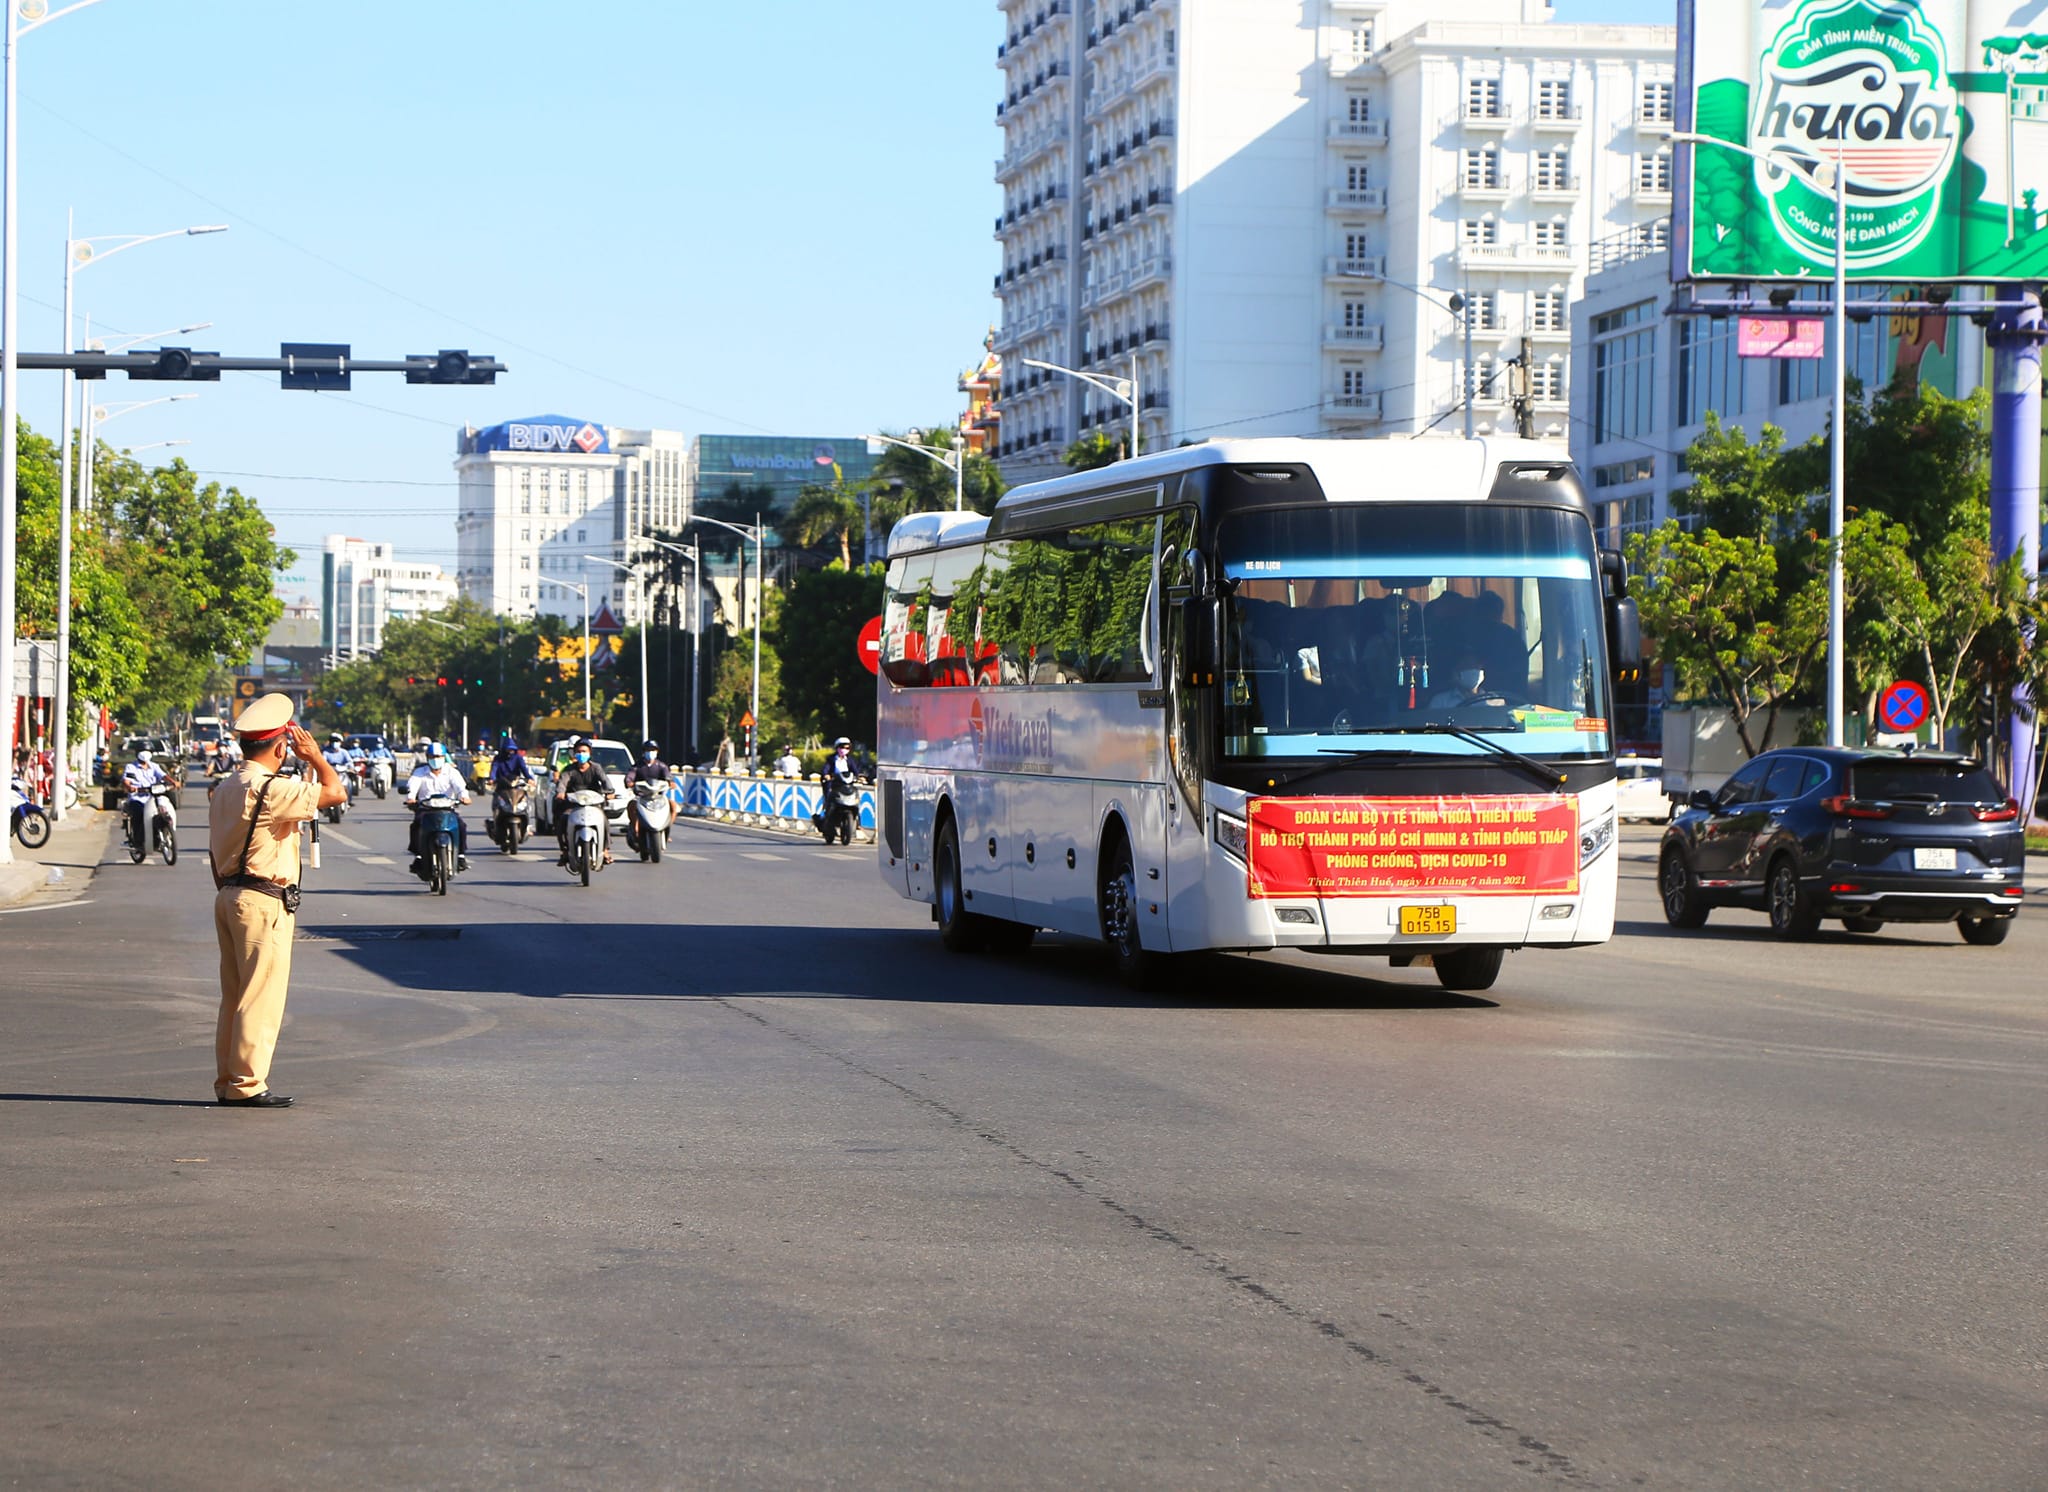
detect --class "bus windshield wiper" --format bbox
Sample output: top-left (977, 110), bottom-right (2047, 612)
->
top-left (1323, 722), bottom-right (1568, 792)
top-left (1271, 747), bottom-right (1431, 789)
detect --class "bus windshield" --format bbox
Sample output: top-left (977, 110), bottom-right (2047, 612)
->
top-left (1216, 503), bottom-right (1610, 760)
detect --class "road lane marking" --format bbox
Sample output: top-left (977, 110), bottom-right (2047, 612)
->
top-left (0, 897), bottom-right (96, 915)
top-left (358, 855), bottom-right (397, 866)
top-left (740, 852), bottom-right (787, 862)
top-left (323, 829), bottom-right (370, 851)
top-left (669, 852), bottom-right (708, 861)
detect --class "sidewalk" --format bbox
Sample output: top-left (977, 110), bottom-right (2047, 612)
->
top-left (0, 805), bottom-right (114, 909)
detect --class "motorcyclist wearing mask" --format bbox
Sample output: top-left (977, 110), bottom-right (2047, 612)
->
top-left (821, 737), bottom-right (859, 790)
top-left (405, 742), bottom-right (472, 874)
top-left (489, 734), bottom-right (534, 788)
top-left (553, 737), bottom-right (612, 866)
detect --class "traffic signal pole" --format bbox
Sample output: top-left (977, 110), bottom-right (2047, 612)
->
top-left (1989, 287), bottom-right (2041, 804)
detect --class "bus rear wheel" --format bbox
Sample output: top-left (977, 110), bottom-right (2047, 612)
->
top-left (1434, 947), bottom-right (1503, 992)
top-left (934, 817), bottom-right (988, 953)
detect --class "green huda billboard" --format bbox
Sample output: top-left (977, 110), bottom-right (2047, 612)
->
top-left (1680, 0), bottom-right (2048, 281)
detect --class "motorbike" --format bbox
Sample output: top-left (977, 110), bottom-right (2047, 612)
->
top-left (487, 776), bottom-right (533, 856)
top-left (322, 759), bottom-right (352, 823)
top-left (9, 776), bottom-right (50, 849)
top-left (412, 794), bottom-right (464, 896)
top-left (627, 779), bottom-right (673, 863)
top-left (814, 775), bottom-right (864, 846)
top-left (367, 755), bottom-right (393, 800)
top-left (562, 788), bottom-right (612, 887)
top-left (123, 782), bottom-right (178, 866)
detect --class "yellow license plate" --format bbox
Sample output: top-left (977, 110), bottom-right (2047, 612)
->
top-left (1399, 905), bottom-right (1456, 936)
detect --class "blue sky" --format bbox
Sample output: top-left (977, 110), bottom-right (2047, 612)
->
top-left (13, 0), bottom-right (1657, 587)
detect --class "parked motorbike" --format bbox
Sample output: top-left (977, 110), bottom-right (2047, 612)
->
top-left (487, 777), bottom-right (532, 856)
top-left (813, 776), bottom-right (864, 846)
top-left (627, 780), bottom-right (673, 863)
top-left (412, 794), bottom-right (464, 896)
top-left (562, 788), bottom-right (612, 887)
top-left (123, 782), bottom-right (178, 866)
top-left (9, 776), bottom-right (49, 849)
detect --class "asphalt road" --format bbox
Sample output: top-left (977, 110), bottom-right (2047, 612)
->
top-left (2, 776), bottom-right (2043, 1489)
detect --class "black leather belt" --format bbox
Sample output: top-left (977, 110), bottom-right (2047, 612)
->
top-left (228, 875), bottom-right (302, 913)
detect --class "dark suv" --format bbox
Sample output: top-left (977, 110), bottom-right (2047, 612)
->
top-left (1658, 748), bottom-right (2025, 943)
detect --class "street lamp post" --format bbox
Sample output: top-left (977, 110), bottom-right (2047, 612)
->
top-left (864, 429), bottom-right (967, 511)
top-left (1669, 129), bottom-right (1848, 749)
top-left (0, 0), bottom-right (119, 866)
top-left (542, 579), bottom-right (593, 728)
top-left (689, 513), bottom-right (764, 769)
top-left (1338, 270), bottom-right (1471, 436)
top-left (1017, 356), bottom-right (1141, 456)
top-left (640, 535), bottom-right (700, 758)
top-left (583, 554), bottom-right (648, 746)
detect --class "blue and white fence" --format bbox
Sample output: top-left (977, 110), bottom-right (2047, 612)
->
top-left (673, 770), bottom-right (876, 838)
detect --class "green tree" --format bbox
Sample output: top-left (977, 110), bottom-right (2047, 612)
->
top-left (1627, 522), bottom-right (1827, 757)
top-left (707, 586), bottom-right (787, 756)
top-left (1842, 509), bottom-right (2003, 742)
top-left (9, 420), bottom-right (150, 733)
top-left (871, 426), bottom-right (1007, 519)
top-left (775, 563), bottom-right (885, 742)
top-left (1670, 413), bottom-right (1808, 535)
top-left (1062, 429), bottom-right (1121, 471)
top-left (788, 482), bottom-right (864, 569)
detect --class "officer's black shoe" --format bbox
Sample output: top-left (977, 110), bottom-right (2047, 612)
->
top-left (218, 1091), bottom-right (293, 1108)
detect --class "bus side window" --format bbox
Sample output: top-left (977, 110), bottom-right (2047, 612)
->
top-left (881, 554), bottom-right (934, 688)
top-left (927, 541), bottom-right (990, 688)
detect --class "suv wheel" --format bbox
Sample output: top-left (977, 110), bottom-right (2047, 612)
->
top-left (1958, 914), bottom-right (2011, 947)
top-left (1660, 849), bottom-right (1709, 929)
top-left (1767, 857), bottom-right (1821, 939)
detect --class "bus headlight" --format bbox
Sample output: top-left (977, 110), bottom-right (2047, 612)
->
top-left (1215, 810), bottom-right (1249, 864)
top-left (1579, 809), bottom-right (1616, 868)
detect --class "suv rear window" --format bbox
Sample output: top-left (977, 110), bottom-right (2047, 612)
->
top-left (1850, 761), bottom-right (2005, 803)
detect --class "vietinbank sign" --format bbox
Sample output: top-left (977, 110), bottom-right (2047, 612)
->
top-left (1680, 1), bottom-right (2048, 281)
top-left (470, 415), bottom-right (610, 456)
top-left (729, 443), bottom-right (839, 471)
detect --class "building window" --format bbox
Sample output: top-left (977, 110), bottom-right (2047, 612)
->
top-left (1530, 361), bottom-right (1562, 402)
top-left (1342, 298), bottom-right (1371, 329)
top-left (520, 527), bottom-right (530, 542)
top-left (1637, 152), bottom-right (1672, 194)
top-left (1536, 78), bottom-right (1573, 120)
top-left (1533, 218), bottom-right (1568, 250)
top-left (1344, 230), bottom-right (1373, 260)
top-left (1345, 161), bottom-right (1371, 190)
top-left (1531, 289), bottom-right (1567, 331)
top-left (1594, 457), bottom-right (1657, 489)
top-left (1593, 300), bottom-right (1657, 444)
top-left (1467, 291), bottom-right (1499, 331)
top-left (1346, 93), bottom-right (1371, 123)
top-left (577, 528), bottom-right (587, 543)
top-left (1462, 146), bottom-right (1502, 190)
top-left (1463, 217), bottom-right (1498, 246)
top-left (1534, 148), bottom-right (1573, 191)
top-left (1676, 315), bottom-right (1743, 426)
top-left (1597, 494), bottom-right (1656, 550)
top-left (519, 496), bottom-right (531, 514)
top-left (520, 585), bottom-right (531, 600)
top-left (1640, 79), bottom-right (1674, 123)
top-left (1466, 77), bottom-right (1502, 119)
top-left (519, 555), bottom-right (532, 570)
top-left (1347, 21), bottom-right (1374, 60)
top-left (1471, 353), bottom-right (1502, 403)
top-left (1341, 366), bottom-right (1369, 397)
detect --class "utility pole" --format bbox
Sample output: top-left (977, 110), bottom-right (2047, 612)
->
top-left (1510, 336), bottom-right (1536, 440)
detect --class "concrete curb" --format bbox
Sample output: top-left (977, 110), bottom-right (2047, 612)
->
top-left (0, 807), bottom-right (115, 909)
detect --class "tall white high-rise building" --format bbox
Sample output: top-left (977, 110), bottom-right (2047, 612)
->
top-left (992, 0), bottom-right (1674, 481)
top-left (454, 416), bottom-right (690, 625)
top-left (320, 537), bottom-right (458, 663)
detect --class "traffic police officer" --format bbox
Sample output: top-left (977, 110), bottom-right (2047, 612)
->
top-left (206, 693), bottom-right (346, 1108)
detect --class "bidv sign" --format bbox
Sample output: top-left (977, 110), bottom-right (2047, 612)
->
top-left (507, 420), bottom-right (607, 455)
top-left (1681, 1), bottom-right (2048, 281)
top-left (1752, 0), bottom-right (1957, 270)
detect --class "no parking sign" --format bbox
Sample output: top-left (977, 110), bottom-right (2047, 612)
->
top-left (1878, 680), bottom-right (1931, 736)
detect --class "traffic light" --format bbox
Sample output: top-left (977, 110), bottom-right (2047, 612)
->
top-left (407, 675), bottom-right (418, 686)
top-left (130, 346), bottom-right (222, 381)
top-left (406, 349), bottom-right (496, 385)
top-left (436, 675), bottom-right (448, 687)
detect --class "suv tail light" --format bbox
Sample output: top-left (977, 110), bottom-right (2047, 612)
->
top-left (1972, 798), bottom-right (2021, 823)
top-left (1822, 795), bottom-right (1893, 820)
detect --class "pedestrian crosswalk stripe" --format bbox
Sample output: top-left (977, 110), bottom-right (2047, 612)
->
top-left (670, 852), bottom-right (708, 861)
top-left (325, 829), bottom-right (370, 851)
top-left (358, 855), bottom-right (396, 865)
top-left (740, 852), bottom-right (787, 862)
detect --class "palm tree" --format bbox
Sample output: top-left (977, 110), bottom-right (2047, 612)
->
top-left (788, 483), bottom-right (863, 569)
top-left (1062, 430), bottom-right (1121, 471)
top-left (870, 426), bottom-right (1008, 517)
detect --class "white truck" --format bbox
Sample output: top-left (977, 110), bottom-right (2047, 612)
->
top-left (1659, 706), bottom-right (1815, 806)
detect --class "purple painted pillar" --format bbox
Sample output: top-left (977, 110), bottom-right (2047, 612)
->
top-left (1989, 285), bottom-right (2041, 808)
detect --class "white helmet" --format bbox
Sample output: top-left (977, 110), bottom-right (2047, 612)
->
top-left (136, 749), bottom-right (153, 765)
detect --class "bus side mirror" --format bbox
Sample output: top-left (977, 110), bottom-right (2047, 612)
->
top-left (1182, 597), bottom-right (1222, 685)
top-left (1608, 596), bottom-right (1643, 683)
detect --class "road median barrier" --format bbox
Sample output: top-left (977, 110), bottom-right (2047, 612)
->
top-left (673, 769), bottom-right (876, 843)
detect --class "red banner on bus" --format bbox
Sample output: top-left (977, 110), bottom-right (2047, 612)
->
top-left (1245, 795), bottom-right (1579, 899)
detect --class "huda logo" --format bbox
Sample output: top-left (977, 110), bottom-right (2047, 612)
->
top-left (1750, 0), bottom-right (1957, 270)
top-left (508, 421), bottom-right (605, 454)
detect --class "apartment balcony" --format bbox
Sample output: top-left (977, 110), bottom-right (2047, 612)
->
top-left (1634, 109), bottom-right (1675, 132)
top-left (1458, 174), bottom-right (1514, 200)
top-left (1461, 108), bottom-right (1510, 130)
top-left (1455, 241), bottom-right (1575, 272)
top-left (1328, 118), bottom-right (1388, 146)
top-left (1528, 174), bottom-right (1581, 201)
top-left (1326, 392), bottom-right (1383, 423)
top-left (1128, 253), bottom-right (1172, 292)
top-left (1003, 302), bottom-right (1069, 339)
top-left (1329, 52), bottom-right (1382, 79)
top-left (1324, 323), bottom-right (1385, 351)
top-left (1526, 321), bottom-right (1572, 342)
top-left (1325, 187), bottom-right (1387, 213)
top-left (1127, 50), bottom-right (1175, 96)
top-left (994, 119), bottom-right (1070, 182)
top-left (1532, 106), bottom-right (1583, 131)
top-left (1325, 254), bottom-right (1386, 280)
top-left (1635, 180), bottom-right (1674, 203)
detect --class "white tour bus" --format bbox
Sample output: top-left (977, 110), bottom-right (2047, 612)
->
top-left (874, 438), bottom-right (1641, 990)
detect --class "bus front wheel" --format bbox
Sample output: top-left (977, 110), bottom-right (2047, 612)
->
top-left (1098, 833), bottom-right (1163, 989)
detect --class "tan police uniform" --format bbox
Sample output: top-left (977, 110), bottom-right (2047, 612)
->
top-left (207, 695), bottom-right (322, 1101)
